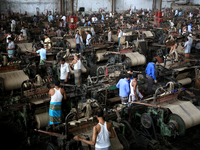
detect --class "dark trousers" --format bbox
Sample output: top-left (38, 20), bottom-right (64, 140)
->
top-left (75, 44), bottom-right (81, 53)
top-left (146, 75), bottom-right (153, 95)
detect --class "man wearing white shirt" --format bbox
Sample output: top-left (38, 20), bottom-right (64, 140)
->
top-left (20, 26), bottom-right (27, 40)
top-left (108, 30), bottom-right (112, 42)
top-left (175, 10), bottom-right (178, 16)
top-left (60, 58), bottom-right (69, 83)
top-left (86, 30), bottom-right (91, 46)
top-left (117, 27), bottom-right (122, 49)
top-left (11, 18), bottom-right (16, 33)
top-left (188, 34), bottom-right (193, 45)
top-left (61, 15), bottom-right (66, 21)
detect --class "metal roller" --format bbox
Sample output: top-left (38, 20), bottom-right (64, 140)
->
top-left (66, 39), bottom-right (76, 49)
top-left (35, 112), bottom-right (49, 129)
top-left (124, 52), bottom-right (146, 67)
top-left (96, 50), bottom-right (108, 62)
top-left (17, 43), bottom-right (33, 53)
top-left (177, 78), bottom-right (192, 85)
top-left (0, 70), bottom-right (29, 91)
top-left (111, 35), bottom-right (119, 42)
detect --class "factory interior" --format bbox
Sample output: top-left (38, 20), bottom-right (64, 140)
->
top-left (1, 0), bottom-right (200, 150)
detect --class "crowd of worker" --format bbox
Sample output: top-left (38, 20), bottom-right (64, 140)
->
top-left (1, 7), bottom-right (200, 150)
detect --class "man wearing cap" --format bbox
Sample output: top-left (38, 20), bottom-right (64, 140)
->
top-left (44, 34), bottom-right (51, 49)
top-left (60, 58), bottom-right (69, 83)
top-left (145, 58), bottom-right (157, 95)
top-left (116, 73), bottom-right (132, 104)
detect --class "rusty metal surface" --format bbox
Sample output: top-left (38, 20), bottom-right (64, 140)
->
top-left (156, 93), bottom-right (178, 104)
top-left (24, 87), bottom-right (49, 97)
top-left (0, 66), bottom-right (18, 72)
top-left (35, 129), bottom-right (67, 139)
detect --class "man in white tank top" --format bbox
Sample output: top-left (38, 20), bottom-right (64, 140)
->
top-left (74, 109), bottom-right (116, 150)
top-left (129, 73), bottom-right (143, 102)
top-left (48, 80), bottom-right (66, 125)
top-left (70, 54), bottom-right (82, 87)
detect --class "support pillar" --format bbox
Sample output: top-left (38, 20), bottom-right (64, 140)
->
top-left (159, 0), bottom-right (162, 11)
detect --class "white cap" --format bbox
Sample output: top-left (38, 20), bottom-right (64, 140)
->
top-left (189, 34), bottom-right (192, 37)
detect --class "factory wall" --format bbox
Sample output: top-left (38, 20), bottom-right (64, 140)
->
top-left (76, 0), bottom-right (112, 13)
top-left (1, 0), bottom-right (200, 16)
top-left (0, 0), bottom-right (60, 16)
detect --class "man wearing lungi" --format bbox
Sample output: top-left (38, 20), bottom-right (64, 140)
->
top-left (48, 80), bottom-right (66, 125)
top-left (70, 54), bottom-right (82, 87)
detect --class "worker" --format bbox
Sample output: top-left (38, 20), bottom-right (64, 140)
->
top-left (70, 54), bottom-right (82, 87)
top-left (117, 27), bottom-right (122, 49)
top-left (182, 26), bottom-right (187, 35)
top-left (188, 23), bottom-right (192, 33)
top-left (116, 73), bottom-right (132, 104)
top-left (75, 30), bottom-right (82, 53)
top-left (5, 31), bottom-right (12, 43)
top-left (181, 38), bottom-right (191, 63)
top-left (33, 15), bottom-right (38, 22)
top-left (176, 21), bottom-right (182, 35)
top-left (48, 80), bottom-right (66, 125)
top-left (115, 19), bottom-right (118, 24)
top-left (132, 24), bottom-right (137, 30)
top-left (11, 18), bottom-right (16, 33)
top-left (86, 30), bottom-right (91, 47)
top-left (56, 27), bottom-right (62, 37)
top-left (145, 58), bottom-right (157, 95)
top-left (188, 34), bottom-right (193, 45)
top-left (60, 58), bottom-right (69, 83)
top-left (61, 15), bottom-right (66, 21)
top-left (20, 26), bottom-right (27, 40)
top-left (0, 27), bottom-right (5, 35)
top-left (108, 29), bottom-right (112, 42)
top-left (129, 73), bottom-right (143, 102)
top-left (175, 10), bottom-right (178, 16)
top-left (91, 25), bottom-right (95, 36)
top-left (44, 34), bottom-right (51, 49)
top-left (48, 14), bottom-right (53, 23)
top-left (88, 20), bottom-right (91, 26)
top-left (101, 14), bottom-right (104, 22)
top-left (169, 43), bottom-right (178, 54)
top-left (59, 19), bottom-right (63, 27)
top-left (27, 44), bottom-right (46, 64)
top-left (82, 11), bottom-right (85, 17)
top-left (74, 109), bottom-right (115, 150)
top-left (178, 11), bottom-right (182, 16)
top-left (84, 21), bottom-right (88, 27)
top-left (7, 37), bottom-right (15, 58)
top-left (63, 19), bottom-right (67, 27)
top-left (17, 32), bottom-right (24, 41)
